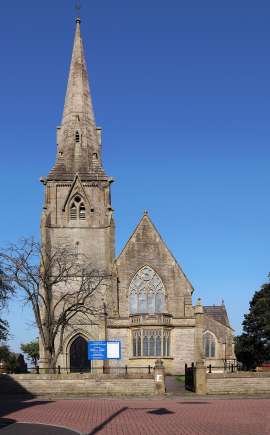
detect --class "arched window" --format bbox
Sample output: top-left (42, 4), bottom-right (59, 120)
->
top-left (203, 332), bottom-right (216, 358)
top-left (69, 195), bottom-right (86, 221)
top-left (129, 266), bottom-right (166, 314)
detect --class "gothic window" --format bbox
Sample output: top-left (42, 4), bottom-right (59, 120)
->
top-left (129, 266), bottom-right (166, 314)
top-left (203, 332), bottom-right (216, 358)
top-left (69, 195), bottom-right (86, 221)
top-left (132, 329), bottom-right (170, 357)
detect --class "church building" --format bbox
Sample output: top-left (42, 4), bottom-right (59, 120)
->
top-left (39, 18), bottom-right (235, 374)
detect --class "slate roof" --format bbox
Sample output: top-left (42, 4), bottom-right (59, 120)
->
top-left (203, 305), bottom-right (231, 328)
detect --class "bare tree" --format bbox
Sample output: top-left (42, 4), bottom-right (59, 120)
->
top-left (0, 268), bottom-right (13, 342)
top-left (0, 238), bottom-right (106, 369)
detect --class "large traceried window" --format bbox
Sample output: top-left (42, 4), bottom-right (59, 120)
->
top-left (203, 332), bottom-right (216, 358)
top-left (132, 329), bottom-right (170, 357)
top-left (129, 266), bottom-right (166, 314)
top-left (69, 195), bottom-right (86, 221)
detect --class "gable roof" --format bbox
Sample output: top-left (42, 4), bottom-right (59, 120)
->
top-left (116, 211), bottom-right (195, 294)
top-left (203, 305), bottom-right (231, 328)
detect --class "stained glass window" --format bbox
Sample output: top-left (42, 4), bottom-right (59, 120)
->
top-left (129, 266), bottom-right (166, 314)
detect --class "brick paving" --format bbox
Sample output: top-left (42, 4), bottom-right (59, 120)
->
top-left (0, 397), bottom-right (269, 435)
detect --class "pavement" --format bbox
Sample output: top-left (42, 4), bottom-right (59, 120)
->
top-left (0, 421), bottom-right (78, 434)
top-left (0, 396), bottom-right (270, 435)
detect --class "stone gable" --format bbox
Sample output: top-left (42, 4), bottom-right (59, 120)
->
top-left (115, 213), bottom-right (194, 318)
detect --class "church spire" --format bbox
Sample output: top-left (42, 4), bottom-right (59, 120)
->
top-left (48, 18), bottom-right (105, 180)
top-left (62, 17), bottom-right (95, 135)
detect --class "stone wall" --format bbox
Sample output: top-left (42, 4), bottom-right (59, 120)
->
top-left (171, 328), bottom-right (195, 374)
top-left (107, 328), bottom-right (129, 365)
top-left (107, 326), bottom-right (195, 375)
top-left (207, 372), bottom-right (270, 395)
top-left (0, 373), bottom-right (156, 397)
top-left (115, 213), bottom-right (194, 319)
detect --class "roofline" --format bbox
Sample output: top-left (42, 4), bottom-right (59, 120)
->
top-left (116, 211), bottom-right (195, 294)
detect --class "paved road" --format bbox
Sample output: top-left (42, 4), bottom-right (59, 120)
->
top-left (0, 421), bottom-right (78, 434)
top-left (0, 397), bottom-right (269, 435)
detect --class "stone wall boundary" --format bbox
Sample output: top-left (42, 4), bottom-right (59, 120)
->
top-left (207, 371), bottom-right (270, 395)
top-left (0, 373), bottom-right (158, 397)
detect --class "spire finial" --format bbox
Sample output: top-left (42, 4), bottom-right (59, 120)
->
top-left (75, 1), bottom-right (81, 23)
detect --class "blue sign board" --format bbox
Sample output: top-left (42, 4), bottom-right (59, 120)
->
top-left (88, 341), bottom-right (107, 360)
top-left (88, 341), bottom-right (121, 360)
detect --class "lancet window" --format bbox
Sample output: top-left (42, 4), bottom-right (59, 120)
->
top-left (129, 266), bottom-right (166, 314)
top-left (203, 331), bottom-right (216, 358)
top-left (69, 195), bottom-right (86, 221)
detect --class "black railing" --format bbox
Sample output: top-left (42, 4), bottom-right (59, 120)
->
top-left (207, 360), bottom-right (241, 374)
top-left (27, 365), bottom-right (153, 377)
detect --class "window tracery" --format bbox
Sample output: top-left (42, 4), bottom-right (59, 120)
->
top-left (132, 328), bottom-right (170, 357)
top-left (129, 266), bottom-right (166, 314)
top-left (69, 195), bottom-right (86, 221)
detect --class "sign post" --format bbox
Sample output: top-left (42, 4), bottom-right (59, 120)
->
top-left (88, 341), bottom-right (121, 360)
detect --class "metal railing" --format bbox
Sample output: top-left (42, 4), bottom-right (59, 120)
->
top-left (207, 360), bottom-right (241, 374)
top-left (27, 365), bottom-right (154, 377)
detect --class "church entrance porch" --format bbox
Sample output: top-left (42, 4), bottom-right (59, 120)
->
top-left (69, 336), bottom-right (91, 373)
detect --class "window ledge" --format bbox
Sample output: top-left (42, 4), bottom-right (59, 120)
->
top-left (129, 357), bottom-right (174, 360)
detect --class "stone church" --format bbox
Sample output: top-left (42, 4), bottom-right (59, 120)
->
top-left (39, 18), bottom-right (235, 374)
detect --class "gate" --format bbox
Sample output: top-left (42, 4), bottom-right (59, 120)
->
top-left (185, 363), bottom-right (196, 392)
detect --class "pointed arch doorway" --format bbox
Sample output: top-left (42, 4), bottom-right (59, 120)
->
top-left (69, 336), bottom-right (91, 372)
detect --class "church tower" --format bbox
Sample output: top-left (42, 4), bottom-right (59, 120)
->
top-left (39, 19), bottom-right (115, 369)
top-left (41, 18), bottom-right (115, 274)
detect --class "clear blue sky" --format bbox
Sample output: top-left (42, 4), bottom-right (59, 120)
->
top-left (1, 0), bottom-right (270, 351)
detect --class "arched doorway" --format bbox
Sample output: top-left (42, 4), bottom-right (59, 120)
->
top-left (69, 336), bottom-right (91, 372)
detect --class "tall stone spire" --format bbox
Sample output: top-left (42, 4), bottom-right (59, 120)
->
top-left (48, 18), bottom-right (105, 180)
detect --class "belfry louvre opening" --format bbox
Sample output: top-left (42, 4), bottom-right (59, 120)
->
top-left (69, 196), bottom-right (86, 221)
